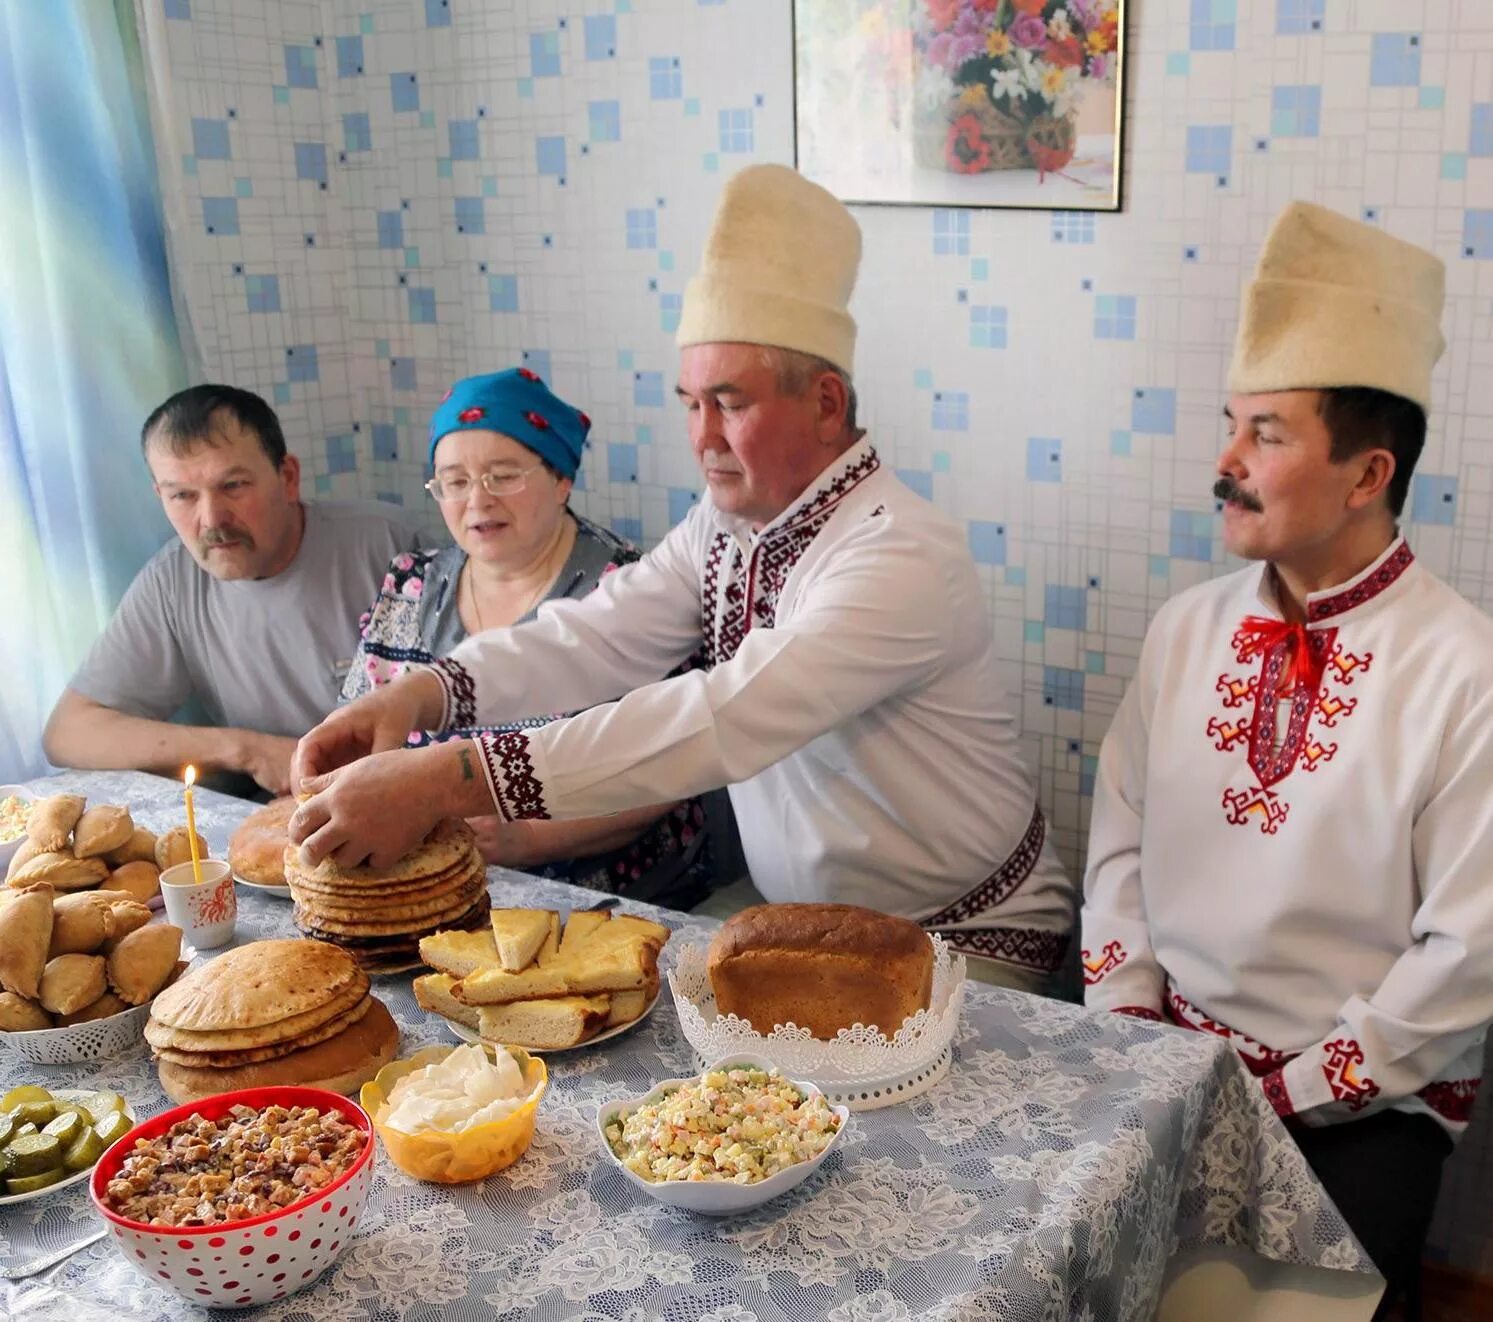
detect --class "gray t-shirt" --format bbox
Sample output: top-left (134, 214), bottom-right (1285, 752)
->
top-left (70, 501), bottom-right (421, 738)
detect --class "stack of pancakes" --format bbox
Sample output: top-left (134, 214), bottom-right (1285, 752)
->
top-left (145, 938), bottom-right (399, 1104)
top-left (283, 818), bottom-right (490, 972)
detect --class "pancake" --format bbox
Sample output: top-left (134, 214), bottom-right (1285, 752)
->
top-left (284, 817), bottom-right (475, 886)
top-left (293, 876), bottom-right (486, 928)
top-left (150, 938), bottom-right (360, 1031)
top-left (145, 968), bottom-right (371, 1053)
top-left (228, 797), bottom-right (297, 886)
top-left (294, 891), bottom-right (491, 943)
top-left (152, 995), bottom-right (375, 1068)
top-left (158, 997), bottom-right (399, 1103)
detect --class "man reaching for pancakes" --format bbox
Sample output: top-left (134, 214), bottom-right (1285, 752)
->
top-left (291, 163), bottom-right (1077, 998)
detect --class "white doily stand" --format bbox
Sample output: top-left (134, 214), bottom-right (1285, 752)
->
top-left (667, 936), bottom-right (966, 1111)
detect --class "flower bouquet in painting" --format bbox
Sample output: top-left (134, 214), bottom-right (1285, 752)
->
top-left (913, 0), bottom-right (1120, 178)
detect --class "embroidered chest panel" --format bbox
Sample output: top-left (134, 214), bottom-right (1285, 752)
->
top-left (700, 450), bottom-right (881, 666)
top-left (1206, 544), bottom-right (1412, 836)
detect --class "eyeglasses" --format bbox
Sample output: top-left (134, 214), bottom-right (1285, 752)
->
top-left (424, 463), bottom-right (546, 502)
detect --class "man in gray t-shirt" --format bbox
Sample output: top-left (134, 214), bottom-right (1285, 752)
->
top-left (44, 385), bottom-right (420, 797)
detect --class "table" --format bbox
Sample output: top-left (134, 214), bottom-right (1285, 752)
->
top-left (1, 771), bottom-right (1380, 1321)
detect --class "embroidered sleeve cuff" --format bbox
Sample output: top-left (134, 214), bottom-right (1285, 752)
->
top-left (425, 657), bottom-right (477, 731)
top-left (474, 731), bottom-right (551, 822)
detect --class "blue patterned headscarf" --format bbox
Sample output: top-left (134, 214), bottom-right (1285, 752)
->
top-left (427, 368), bottom-right (591, 479)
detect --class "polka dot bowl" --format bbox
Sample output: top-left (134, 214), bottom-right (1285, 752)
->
top-left (88, 1086), bottom-right (374, 1311)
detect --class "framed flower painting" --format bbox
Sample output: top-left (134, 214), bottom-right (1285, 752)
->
top-left (793, 0), bottom-right (1127, 211)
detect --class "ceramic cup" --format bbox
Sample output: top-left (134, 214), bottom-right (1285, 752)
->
top-left (159, 858), bottom-right (237, 949)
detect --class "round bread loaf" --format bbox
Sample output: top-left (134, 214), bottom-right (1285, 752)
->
top-left (706, 902), bottom-right (934, 1040)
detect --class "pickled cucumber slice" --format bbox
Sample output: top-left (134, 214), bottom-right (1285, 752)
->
top-left (62, 1127), bottom-right (104, 1173)
top-left (94, 1112), bottom-right (132, 1147)
top-left (12, 1123), bottom-right (36, 1140)
top-left (0, 1114), bottom-right (16, 1149)
top-left (41, 1113), bottom-right (83, 1147)
top-left (51, 1102), bottom-right (94, 1128)
top-left (0, 1085), bottom-right (52, 1112)
top-left (8, 1100), bottom-right (56, 1128)
top-left (1, 1133), bottom-right (61, 1177)
top-left (79, 1091), bottom-right (124, 1120)
top-left (6, 1168), bottom-right (65, 1195)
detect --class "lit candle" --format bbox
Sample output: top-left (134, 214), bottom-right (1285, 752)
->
top-left (183, 765), bottom-right (203, 884)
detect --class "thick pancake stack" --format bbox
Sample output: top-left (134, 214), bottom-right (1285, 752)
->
top-left (283, 818), bottom-right (490, 972)
top-left (145, 938), bottom-right (399, 1104)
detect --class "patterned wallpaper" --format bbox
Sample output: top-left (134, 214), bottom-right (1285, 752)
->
top-left (135, 0), bottom-right (1493, 1271)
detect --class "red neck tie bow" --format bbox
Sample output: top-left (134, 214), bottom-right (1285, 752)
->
top-left (1235, 616), bottom-right (1328, 693)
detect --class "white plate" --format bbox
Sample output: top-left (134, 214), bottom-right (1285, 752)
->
top-left (595, 1054), bottom-right (851, 1215)
top-left (233, 872), bottom-right (293, 899)
top-left (0, 1090), bottom-right (135, 1207)
top-left (446, 989), bottom-right (660, 1055)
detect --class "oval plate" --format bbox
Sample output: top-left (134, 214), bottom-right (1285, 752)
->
top-left (0, 1090), bottom-right (135, 1207)
top-left (446, 989), bottom-right (659, 1055)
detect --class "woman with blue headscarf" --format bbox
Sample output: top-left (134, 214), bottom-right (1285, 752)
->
top-left (342, 369), bottom-right (727, 906)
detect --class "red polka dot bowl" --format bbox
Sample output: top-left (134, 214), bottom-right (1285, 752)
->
top-left (87, 1086), bottom-right (374, 1311)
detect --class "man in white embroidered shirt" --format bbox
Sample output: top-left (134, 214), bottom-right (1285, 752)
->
top-left (1081, 201), bottom-right (1493, 1314)
top-left (288, 163), bottom-right (1075, 993)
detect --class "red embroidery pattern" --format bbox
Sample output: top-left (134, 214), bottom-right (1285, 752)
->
top-left (1315, 692), bottom-right (1357, 728)
top-left (939, 925), bottom-right (1069, 973)
top-left (1261, 1068), bottom-right (1294, 1119)
top-left (1206, 716), bottom-right (1250, 752)
top-left (516, 367), bottom-right (541, 382)
top-left (922, 805), bottom-right (1045, 927)
top-left (1221, 785), bottom-right (1289, 834)
top-left (1321, 1037), bottom-right (1379, 1111)
top-left (476, 731), bottom-right (551, 822)
top-left (1299, 736), bottom-right (1337, 772)
top-left (1215, 674), bottom-right (1257, 709)
top-left (1112, 1006), bottom-right (1163, 1022)
top-left (524, 410), bottom-right (550, 431)
top-left (1164, 983), bottom-right (1295, 1077)
top-left (457, 406), bottom-right (485, 424)
top-left (1326, 647), bottom-right (1373, 685)
top-left (699, 448), bottom-right (882, 667)
top-left (429, 657), bottom-right (477, 729)
top-left (1417, 1079), bottom-right (1480, 1125)
top-left (1081, 940), bottom-right (1126, 986)
top-left (1306, 540), bottom-right (1414, 621)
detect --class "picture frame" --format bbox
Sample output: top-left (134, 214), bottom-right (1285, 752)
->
top-left (793, 0), bottom-right (1127, 212)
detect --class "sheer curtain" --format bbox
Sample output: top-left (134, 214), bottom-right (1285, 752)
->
top-left (0, 0), bottom-right (191, 780)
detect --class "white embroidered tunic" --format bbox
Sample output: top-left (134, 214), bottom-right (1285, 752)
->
top-left (1082, 536), bottom-right (1493, 1134)
top-left (430, 439), bottom-right (1074, 970)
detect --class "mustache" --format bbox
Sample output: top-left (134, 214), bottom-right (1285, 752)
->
top-left (700, 451), bottom-right (743, 475)
top-left (198, 527), bottom-right (254, 551)
top-left (1213, 476), bottom-right (1263, 513)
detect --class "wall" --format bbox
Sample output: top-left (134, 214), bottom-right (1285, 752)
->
top-left (135, 0), bottom-right (1493, 1272)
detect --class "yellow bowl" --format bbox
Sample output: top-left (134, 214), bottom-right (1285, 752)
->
top-left (359, 1042), bottom-right (547, 1184)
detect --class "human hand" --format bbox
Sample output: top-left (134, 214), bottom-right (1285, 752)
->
top-left (290, 670), bottom-right (444, 791)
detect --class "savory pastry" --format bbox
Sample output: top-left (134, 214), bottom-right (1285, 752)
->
top-left (48, 892), bottom-right (115, 958)
top-left (71, 805), bottom-right (134, 859)
top-left (5, 839), bottom-right (43, 883)
top-left (55, 990), bottom-right (130, 1026)
top-left (38, 953), bottom-right (108, 1017)
top-left (106, 923), bottom-right (183, 1005)
top-left (226, 797), bottom-right (296, 886)
top-left (706, 902), bottom-right (934, 1040)
top-left (9, 852), bottom-right (108, 891)
top-left (99, 898), bottom-right (152, 947)
top-left (99, 860), bottom-right (161, 905)
top-left (154, 827), bottom-right (209, 872)
top-left (104, 826), bottom-right (158, 867)
top-left (0, 883), bottom-right (53, 999)
top-left (24, 795), bottom-right (85, 852)
top-left (0, 991), bottom-right (51, 1031)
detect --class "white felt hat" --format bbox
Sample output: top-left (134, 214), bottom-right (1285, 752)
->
top-left (677, 164), bottom-right (861, 374)
top-left (1227, 201), bottom-right (1445, 413)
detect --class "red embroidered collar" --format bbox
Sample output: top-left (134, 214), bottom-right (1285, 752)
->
top-left (722, 440), bottom-right (882, 547)
top-left (1304, 537), bottom-right (1415, 624)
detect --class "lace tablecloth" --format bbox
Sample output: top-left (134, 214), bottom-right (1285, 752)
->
top-left (1, 772), bottom-right (1372, 1321)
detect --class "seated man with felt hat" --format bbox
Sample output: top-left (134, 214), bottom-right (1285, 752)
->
top-left (289, 163), bottom-right (1076, 994)
top-left (1081, 201), bottom-right (1493, 1314)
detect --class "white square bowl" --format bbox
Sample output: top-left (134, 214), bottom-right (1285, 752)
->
top-left (594, 1052), bottom-right (851, 1216)
top-left (0, 785), bottom-right (36, 873)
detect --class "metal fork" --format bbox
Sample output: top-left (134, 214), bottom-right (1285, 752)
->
top-left (0, 1228), bottom-right (108, 1281)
